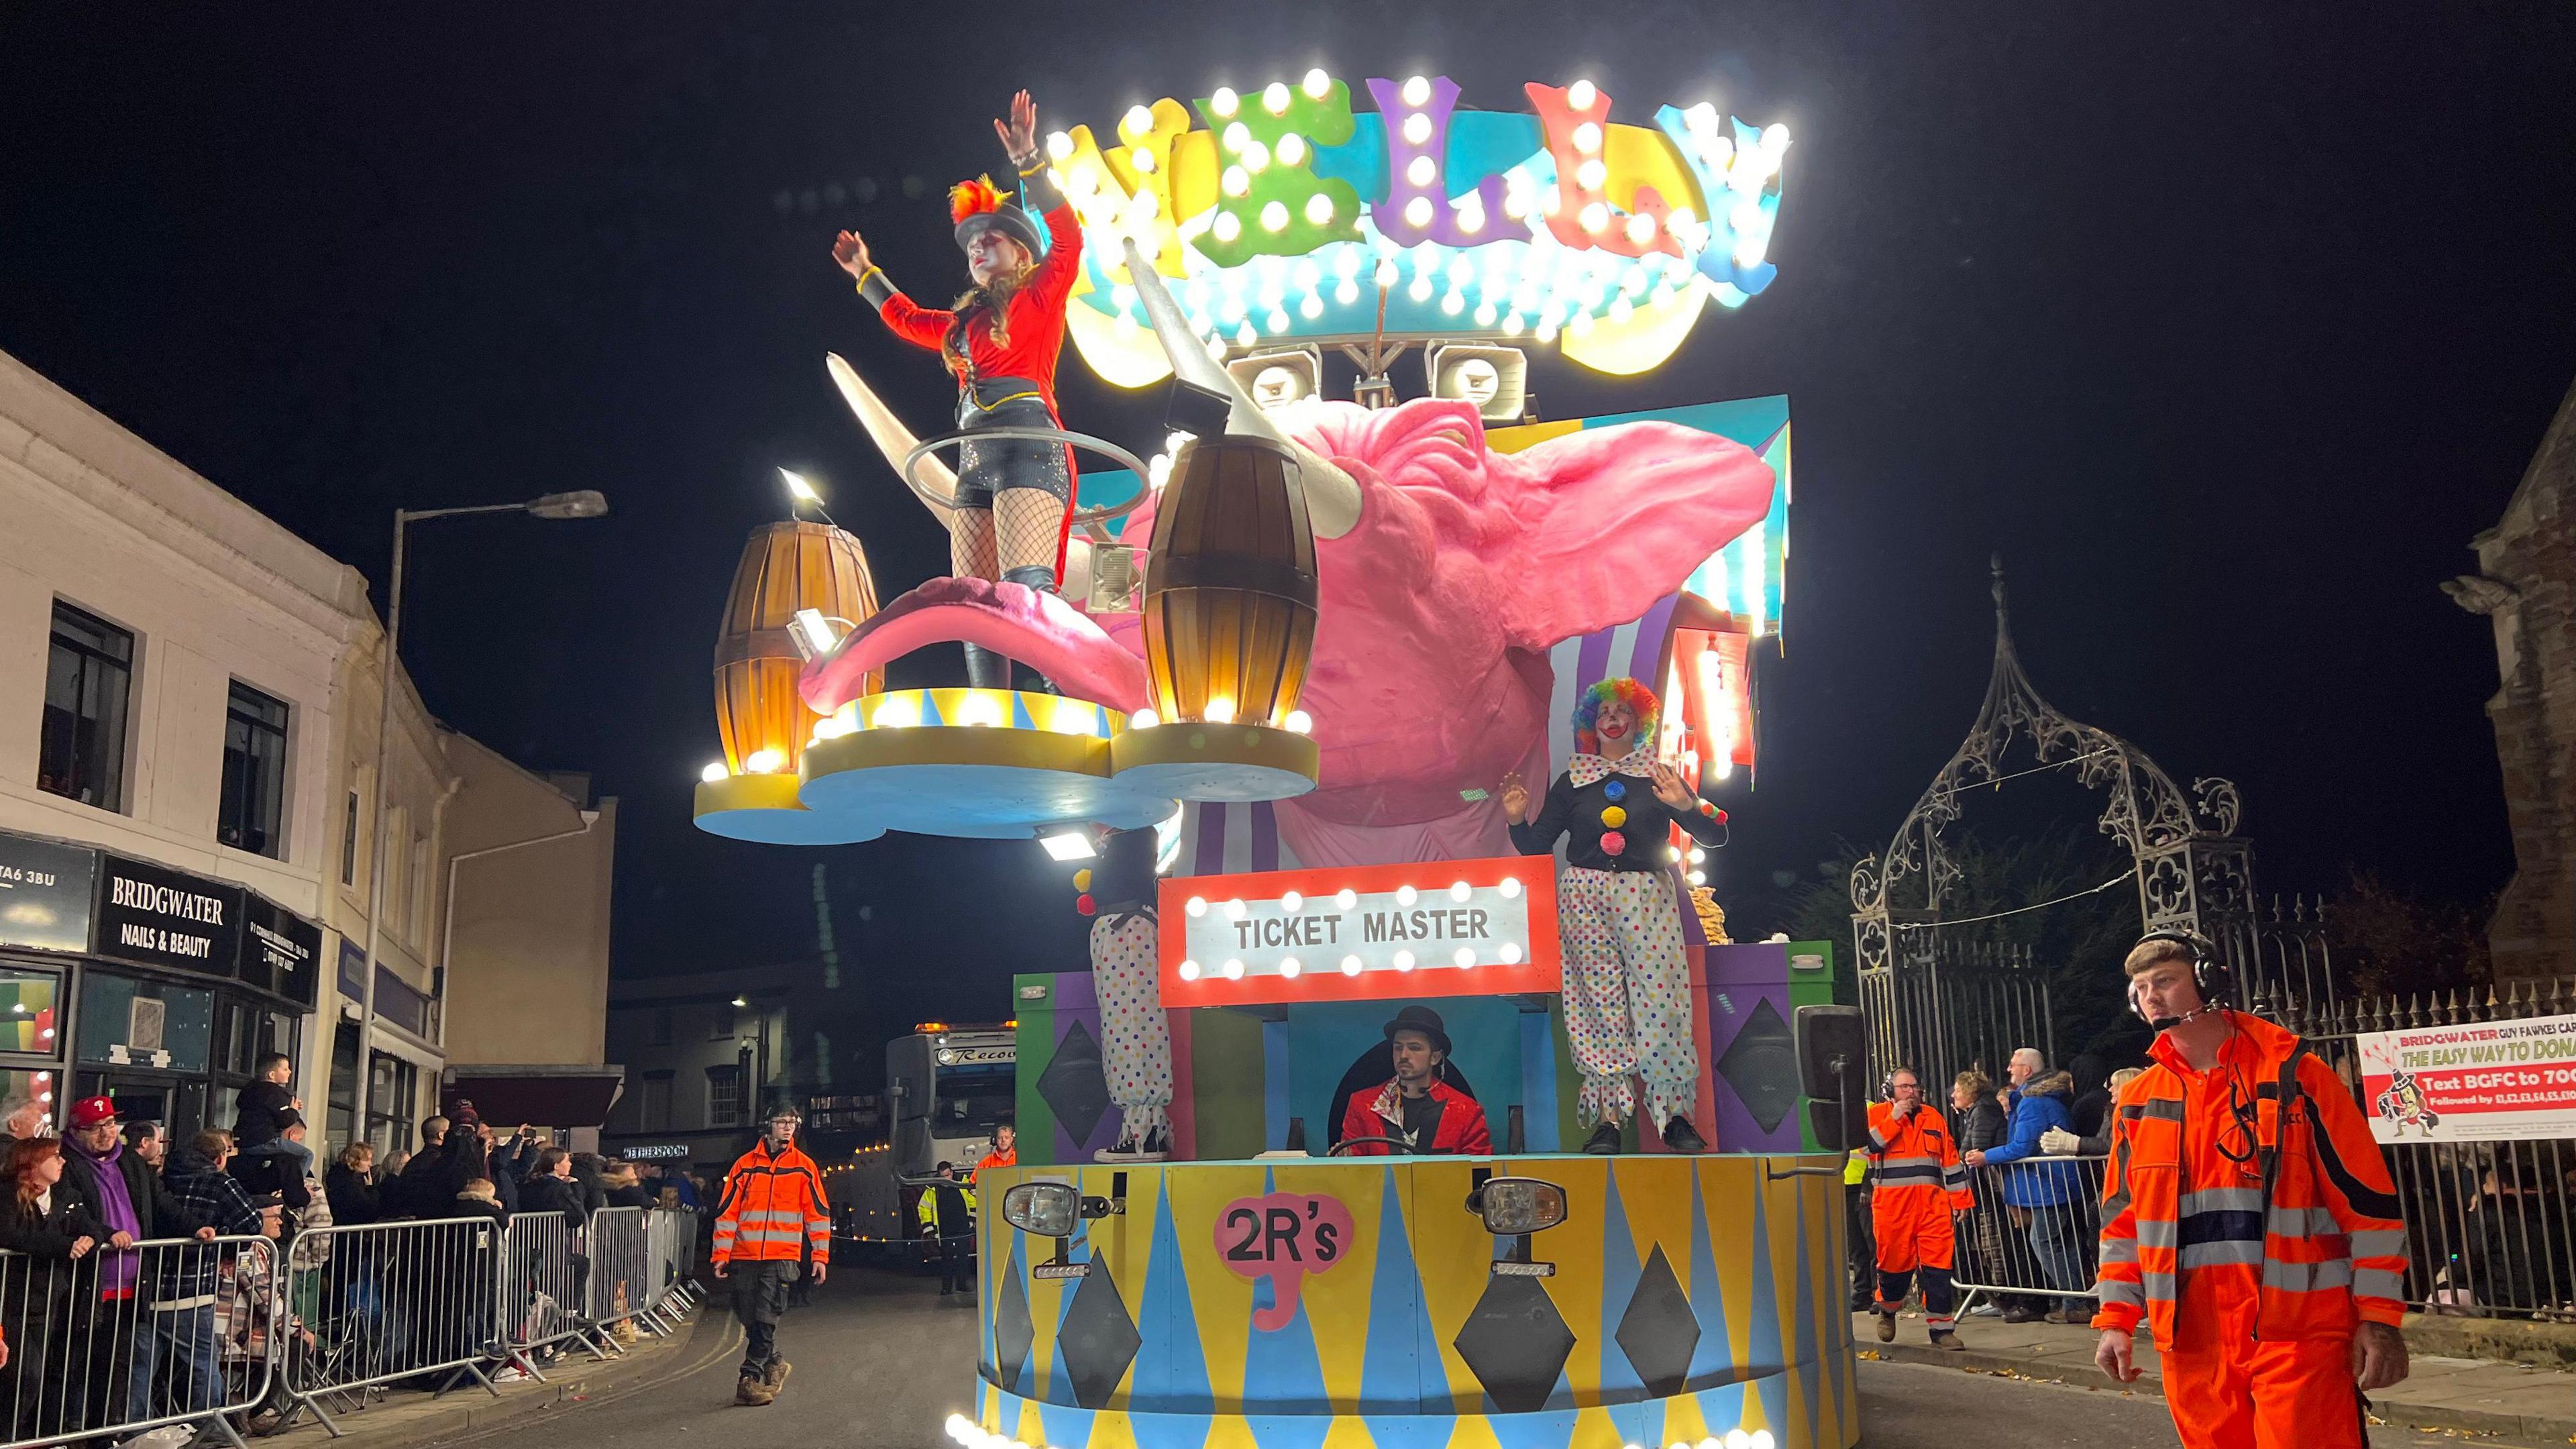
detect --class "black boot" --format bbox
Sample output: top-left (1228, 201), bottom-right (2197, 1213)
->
top-left (961, 642), bottom-right (1009, 690)
top-left (1583, 1122), bottom-right (1623, 1155)
top-left (1660, 1116), bottom-right (1708, 1153)
top-left (1002, 564), bottom-right (1059, 693)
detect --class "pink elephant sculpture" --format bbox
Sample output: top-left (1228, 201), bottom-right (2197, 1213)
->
top-left (1099, 396), bottom-right (1776, 866)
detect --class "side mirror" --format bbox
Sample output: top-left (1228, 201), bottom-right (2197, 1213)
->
top-left (1795, 1005), bottom-right (1868, 1152)
top-left (1466, 1177), bottom-right (1567, 1236)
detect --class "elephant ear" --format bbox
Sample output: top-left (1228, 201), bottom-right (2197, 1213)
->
top-left (1495, 421), bottom-right (1776, 651)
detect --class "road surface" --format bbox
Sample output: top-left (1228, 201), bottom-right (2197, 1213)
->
top-left (409, 1266), bottom-right (2502, 1448)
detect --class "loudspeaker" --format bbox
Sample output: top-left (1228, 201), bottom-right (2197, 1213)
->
top-left (1223, 347), bottom-right (1323, 412)
top-left (1424, 343), bottom-right (1529, 423)
top-left (1796, 1005), bottom-right (1868, 1152)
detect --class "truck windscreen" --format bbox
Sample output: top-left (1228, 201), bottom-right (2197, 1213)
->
top-left (934, 1062), bottom-right (1014, 1134)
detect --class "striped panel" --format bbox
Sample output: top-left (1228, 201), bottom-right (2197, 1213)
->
top-left (1178, 800), bottom-right (1305, 879)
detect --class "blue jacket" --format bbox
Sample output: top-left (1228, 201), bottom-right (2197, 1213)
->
top-left (1978, 1071), bottom-right (2082, 1208)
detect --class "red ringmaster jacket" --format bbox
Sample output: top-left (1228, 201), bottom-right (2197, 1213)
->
top-left (1338, 1079), bottom-right (1493, 1157)
top-left (864, 182), bottom-right (1082, 418)
top-left (2092, 1011), bottom-right (2407, 1348)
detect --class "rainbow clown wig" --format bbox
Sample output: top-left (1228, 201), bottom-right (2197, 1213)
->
top-left (1572, 677), bottom-right (1660, 756)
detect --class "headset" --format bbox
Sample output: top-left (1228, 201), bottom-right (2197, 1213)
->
top-left (2128, 928), bottom-right (2232, 1023)
top-left (1879, 1065), bottom-right (1921, 1101)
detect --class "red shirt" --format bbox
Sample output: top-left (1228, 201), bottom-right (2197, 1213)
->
top-left (1338, 1079), bottom-right (1493, 1156)
top-left (873, 203), bottom-right (1082, 417)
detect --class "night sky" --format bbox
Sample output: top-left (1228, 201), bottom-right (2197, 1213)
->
top-left (3, 5), bottom-right (2569, 1037)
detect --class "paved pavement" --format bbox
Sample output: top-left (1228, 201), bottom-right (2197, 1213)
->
top-left (1858, 1307), bottom-right (2576, 1446)
top-left (1855, 1357), bottom-right (2506, 1447)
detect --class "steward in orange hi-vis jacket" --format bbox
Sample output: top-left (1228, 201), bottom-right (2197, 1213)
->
top-left (2094, 934), bottom-right (2410, 1449)
top-left (714, 1106), bottom-right (832, 1406)
top-left (1866, 1068), bottom-right (1974, 1348)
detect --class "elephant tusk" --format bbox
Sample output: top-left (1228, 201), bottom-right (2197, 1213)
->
top-left (826, 352), bottom-right (957, 523)
top-left (1118, 239), bottom-right (1362, 539)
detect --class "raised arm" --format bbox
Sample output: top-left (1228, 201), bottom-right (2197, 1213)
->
top-left (834, 229), bottom-right (953, 352)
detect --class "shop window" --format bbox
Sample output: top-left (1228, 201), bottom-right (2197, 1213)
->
top-left (0, 1067), bottom-right (61, 1134)
top-left (0, 967), bottom-right (62, 1057)
top-left (75, 973), bottom-right (212, 1074)
top-left (706, 1065), bottom-right (742, 1128)
top-left (39, 600), bottom-right (132, 811)
top-left (219, 680), bottom-right (290, 858)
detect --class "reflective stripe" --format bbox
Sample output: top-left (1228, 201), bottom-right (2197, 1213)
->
top-left (1877, 1155), bottom-right (1939, 1171)
top-left (2141, 1099), bottom-right (2184, 1122)
top-left (2178, 1240), bottom-right (2265, 1269)
top-left (2261, 1257), bottom-right (2355, 1293)
top-left (2265, 1205), bottom-right (2343, 1238)
top-left (2353, 1267), bottom-right (2406, 1302)
top-left (2098, 1279), bottom-right (2145, 1308)
top-left (2143, 1271), bottom-right (2176, 1301)
top-left (2101, 1238), bottom-right (2139, 1266)
top-left (1876, 1165), bottom-right (1945, 1185)
top-left (1868, 1128), bottom-right (1892, 1152)
top-left (2137, 1219), bottom-right (2177, 1249)
top-left (2351, 1229), bottom-right (2408, 1258)
top-left (2180, 1187), bottom-right (2265, 1215)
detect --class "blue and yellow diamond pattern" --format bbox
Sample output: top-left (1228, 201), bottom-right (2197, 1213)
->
top-left (969, 1157), bottom-right (1860, 1449)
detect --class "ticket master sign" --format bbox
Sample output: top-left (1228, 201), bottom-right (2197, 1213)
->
top-left (2358, 1013), bottom-right (2576, 1144)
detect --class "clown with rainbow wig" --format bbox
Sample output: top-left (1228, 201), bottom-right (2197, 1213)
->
top-left (831, 89), bottom-right (1081, 691)
top-left (1499, 677), bottom-right (1729, 1155)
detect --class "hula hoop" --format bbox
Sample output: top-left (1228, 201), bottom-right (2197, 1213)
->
top-left (902, 425), bottom-right (1153, 531)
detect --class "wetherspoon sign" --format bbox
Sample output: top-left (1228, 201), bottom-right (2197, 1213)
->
top-left (2357, 1012), bottom-right (2576, 1144)
top-left (1159, 855), bottom-right (1560, 1006)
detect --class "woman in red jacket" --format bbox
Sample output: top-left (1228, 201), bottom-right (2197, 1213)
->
top-left (831, 89), bottom-right (1082, 690)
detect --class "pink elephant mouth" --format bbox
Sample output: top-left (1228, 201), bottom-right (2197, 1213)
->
top-left (799, 576), bottom-right (1151, 716)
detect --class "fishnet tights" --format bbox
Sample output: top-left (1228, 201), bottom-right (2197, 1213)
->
top-left (948, 486), bottom-right (1067, 586)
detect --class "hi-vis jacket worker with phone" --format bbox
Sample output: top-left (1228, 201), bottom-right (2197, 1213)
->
top-left (2094, 932), bottom-right (2409, 1449)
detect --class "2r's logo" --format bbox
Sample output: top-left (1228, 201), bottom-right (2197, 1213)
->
top-left (1214, 1191), bottom-right (1354, 1330)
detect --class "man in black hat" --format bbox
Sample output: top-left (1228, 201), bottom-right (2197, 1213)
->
top-left (1337, 1007), bottom-right (1492, 1156)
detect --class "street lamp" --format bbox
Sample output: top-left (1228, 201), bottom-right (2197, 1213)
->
top-left (354, 490), bottom-right (608, 1145)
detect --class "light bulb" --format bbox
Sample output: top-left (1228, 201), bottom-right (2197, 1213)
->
top-left (1131, 708), bottom-right (1160, 729)
top-left (1577, 158), bottom-right (1607, 191)
top-left (1404, 196), bottom-right (1434, 229)
top-left (1450, 881), bottom-right (1473, 901)
top-left (1283, 709), bottom-right (1313, 733)
top-left (1224, 898), bottom-right (1248, 920)
top-left (872, 697), bottom-right (920, 729)
top-left (1335, 278), bottom-right (1359, 305)
top-left (1394, 950), bottom-right (1415, 971)
top-left (1340, 955), bottom-right (1362, 977)
top-left (1242, 139), bottom-right (1271, 172)
top-left (1568, 78), bottom-right (1598, 112)
top-left (744, 749), bottom-right (784, 774)
top-left (1498, 942), bottom-right (1523, 965)
top-left (1336, 888), bottom-right (1358, 909)
top-left (1277, 133), bottom-right (1307, 167)
top-left (700, 762), bottom-right (728, 784)
top-left (1395, 884), bottom-right (1418, 906)
top-left (1626, 212), bottom-right (1658, 245)
top-left (1213, 211), bottom-right (1242, 243)
top-left (1281, 890), bottom-right (1303, 912)
top-left (1453, 947), bottom-right (1475, 968)
top-left (1128, 146), bottom-right (1155, 174)
top-left (956, 692), bottom-right (1004, 728)
top-left (1580, 202), bottom-right (1610, 233)
top-left (1223, 121), bottom-right (1251, 152)
top-left (1302, 69), bottom-right (1331, 100)
top-left (1222, 958), bottom-right (1245, 979)
top-left (1499, 876), bottom-right (1523, 898)
top-left (1122, 105), bottom-right (1155, 138)
top-left (1401, 75), bottom-right (1432, 107)
top-left (1204, 696), bottom-right (1236, 723)
top-left (1045, 131), bottom-right (1074, 162)
top-left (1260, 201), bottom-right (1290, 233)
top-left (1456, 205), bottom-right (1484, 235)
top-left (1280, 956), bottom-right (1302, 978)
top-left (1304, 193), bottom-right (1334, 225)
top-left (1402, 113), bottom-right (1432, 146)
top-left (1185, 896), bottom-right (1208, 917)
top-left (1573, 121), bottom-right (1603, 155)
top-left (1407, 155), bottom-right (1437, 188)
top-left (1210, 87), bottom-right (1239, 119)
top-left (1263, 82), bottom-right (1291, 115)
top-left (1179, 959), bottom-right (1201, 981)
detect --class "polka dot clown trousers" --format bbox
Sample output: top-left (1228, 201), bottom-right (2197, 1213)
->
top-left (1089, 910), bottom-right (1173, 1142)
top-left (1558, 865), bottom-right (1698, 1129)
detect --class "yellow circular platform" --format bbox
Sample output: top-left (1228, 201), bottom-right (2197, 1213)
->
top-left (692, 771), bottom-right (886, 845)
top-left (1109, 721), bottom-right (1320, 802)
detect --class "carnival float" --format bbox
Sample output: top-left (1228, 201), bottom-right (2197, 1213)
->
top-left (694, 67), bottom-right (1864, 1449)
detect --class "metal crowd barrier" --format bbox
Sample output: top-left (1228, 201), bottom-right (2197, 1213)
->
top-left (1943, 1155), bottom-right (2107, 1317)
top-left (645, 1206), bottom-right (703, 1325)
top-left (0, 1233), bottom-right (277, 1449)
top-left (585, 1207), bottom-right (657, 1344)
top-left (502, 1211), bottom-right (610, 1372)
top-left (275, 1216), bottom-right (506, 1436)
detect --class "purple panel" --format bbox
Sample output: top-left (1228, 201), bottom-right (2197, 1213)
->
top-left (1048, 969), bottom-right (1099, 1013)
top-left (1250, 800), bottom-right (1279, 873)
top-left (1193, 802), bottom-right (1230, 877)
top-left (1705, 980), bottom-right (1799, 1152)
top-left (1704, 941), bottom-right (1790, 985)
top-left (1623, 593), bottom-right (1680, 681)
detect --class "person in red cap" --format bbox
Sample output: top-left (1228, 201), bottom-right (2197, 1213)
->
top-left (831, 89), bottom-right (1082, 691)
top-left (54, 1095), bottom-right (215, 1435)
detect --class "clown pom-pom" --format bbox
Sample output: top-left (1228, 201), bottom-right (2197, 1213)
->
top-left (1600, 830), bottom-right (1627, 856)
top-left (1076, 893), bottom-right (1097, 916)
top-left (1073, 868), bottom-right (1093, 892)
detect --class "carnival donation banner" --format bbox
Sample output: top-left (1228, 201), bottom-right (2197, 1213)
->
top-left (2357, 1012), bottom-right (2576, 1143)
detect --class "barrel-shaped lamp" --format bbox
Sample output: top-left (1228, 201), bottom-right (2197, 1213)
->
top-left (714, 520), bottom-right (880, 774)
top-left (1139, 435), bottom-right (1317, 727)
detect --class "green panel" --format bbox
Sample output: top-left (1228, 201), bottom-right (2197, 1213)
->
top-left (1186, 1007), bottom-right (1266, 1161)
top-left (1012, 974), bottom-right (1060, 1165)
top-left (1786, 940), bottom-right (1839, 1151)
